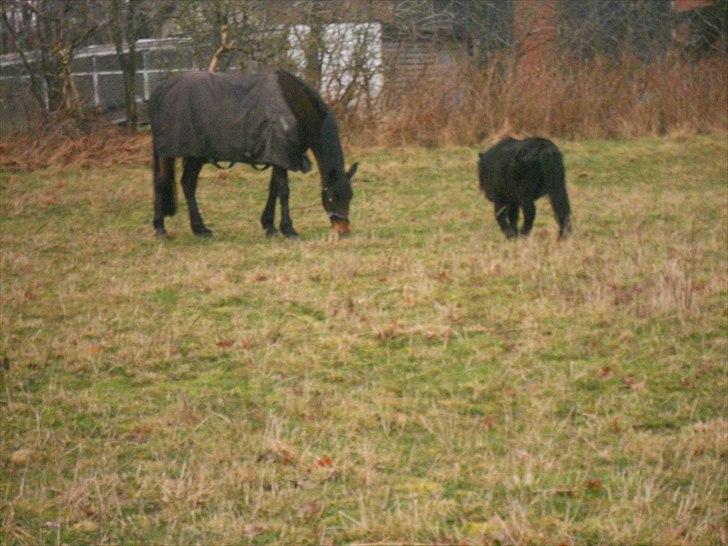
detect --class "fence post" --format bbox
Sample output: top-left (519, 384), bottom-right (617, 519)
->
top-left (143, 49), bottom-right (150, 100)
top-left (92, 55), bottom-right (100, 107)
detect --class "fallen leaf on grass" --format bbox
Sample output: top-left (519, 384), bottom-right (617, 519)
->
top-left (239, 339), bottom-right (256, 349)
top-left (598, 366), bottom-right (613, 378)
top-left (611, 417), bottom-right (622, 433)
top-left (623, 376), bottom-right (647, 391)
top-left (391, 412), bottom-right (408, 427)
top-left (297, 500), bottom-right (323, 521)
top-left (535, 487), bottom-right (575, 497)
top-left (463, 520), bottom-right (499, 537)
top-left (584, 479), bottom-right (604, 491)
top-left (396, 478), bottom-right (443, 495)
top-left (10, 449), bottom-right (32, 466)
top-left (257, 442), bottom-right (296, 465)
top-left (554, 488), bottom-right (575, 497)
top-left (242, 524), bottom-right (264, 539)
top-left (316, 456), bottom-right (333, 467)
top-left (482, 415), bottom-right (496, 430)
top-left (72, 520), bottom-right (98, 533)
top-left (129, 423), bottom-right (156, 442)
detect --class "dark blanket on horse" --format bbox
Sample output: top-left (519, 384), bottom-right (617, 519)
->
top-left (148, 71), bottom-right (312, 172)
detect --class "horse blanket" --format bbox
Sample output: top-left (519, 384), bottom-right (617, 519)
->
top-left (148, 71), bottom-right (312, 172)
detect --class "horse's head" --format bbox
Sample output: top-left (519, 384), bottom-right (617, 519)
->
top-left (323, 162), bottom-right (358, 237)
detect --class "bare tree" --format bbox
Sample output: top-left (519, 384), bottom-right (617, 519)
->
top-left (172, 0), bottom-right (289, 73)
top-left (207, 23), bottom-right (236, 72)
top-left (110, 0), bottom-right (140, 129)
top-left (0, 0), bottom-right (109, 120)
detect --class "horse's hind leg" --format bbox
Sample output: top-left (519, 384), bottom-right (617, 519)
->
top-left (494, 202), bottom-right (517, 239)
top-left (153, 146), bottom-right (176, 238)
top-left (520, 201), bottom-right (536, 236)
top-left (274, 167), bottom-right (299, 239)
top-left (180, 157), bottom-right (212, 237)
top-left (261, 172), bottom-right (279, 238)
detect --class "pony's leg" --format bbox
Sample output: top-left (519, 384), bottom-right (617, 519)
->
top-left (260, 171), bottom-right (279, 238)
top-left (180, 157), bottom-right (212, 237)
top-left (153, 151), bottom-right (176, 238)
top-left (275, 167), bottom-right (299, 239)
top-left (507, 204), bottom-right (519, 233)
top-left (494, 202), bottom-right (517, 239)
top-left (520, 201), bottom-right (536, 236)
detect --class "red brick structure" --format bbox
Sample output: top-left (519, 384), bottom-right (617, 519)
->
top-left (671, 0), bottom-right (713, 12)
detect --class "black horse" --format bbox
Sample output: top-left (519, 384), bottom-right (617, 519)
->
top-left (478, 137), bottom-right (572, 240)
top-left (148, 69), bottom-right (358, 239)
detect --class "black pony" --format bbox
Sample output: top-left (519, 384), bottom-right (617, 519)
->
top-left (478, 137), bottom-right (572, 240)
top-left (149, 69), bottom-right (358, 239)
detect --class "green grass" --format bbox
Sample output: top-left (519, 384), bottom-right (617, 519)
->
top-left (1, 134), bottom-right (727, 545)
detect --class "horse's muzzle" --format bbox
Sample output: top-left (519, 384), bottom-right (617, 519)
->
top-left (331, 219), bottom-right (351, 238)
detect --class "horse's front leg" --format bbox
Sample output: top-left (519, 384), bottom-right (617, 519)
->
top-left (494, 202), bottom-right (517, 239)
top-left (520, 201), bottom-right (536, 236)
top-left (274, 167), bottom-right (299, 239)
top-left (260, 171), bottom-right (279, 238)
top-left (181, 157), bottom-right (212, 237)
top-left (507, 203), bottom-right (519, 234)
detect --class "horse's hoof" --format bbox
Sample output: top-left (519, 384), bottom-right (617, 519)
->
top-left (283, 231), bottom-right (300, 240)
top-left (265, 228), bottom-right (279, 238)
top-left (194, 229), bottom-right (213, 238)
top-left (155, 230), bottom-right (172, 240)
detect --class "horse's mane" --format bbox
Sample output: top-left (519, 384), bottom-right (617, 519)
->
top-left (275, 70), bottom-right (346, 181)
top-left (277, 70), bottom-right (330, 117)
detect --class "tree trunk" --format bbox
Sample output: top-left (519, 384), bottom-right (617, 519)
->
top-left (111, 0), bottom-right (139, 130)
top-left (208, 24), bottom-right (236, 72)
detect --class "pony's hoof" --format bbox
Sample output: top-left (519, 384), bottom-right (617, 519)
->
top-left (280, 225), bottom-right (299, 239)
top-left (194, 228), bottom-right (213, 238)
top-left (155, 230), bottom-right (172, 240)
top-left (284, 232), bottom-right (300, 240)
top-left (265, 228), bottom-right (279, 238)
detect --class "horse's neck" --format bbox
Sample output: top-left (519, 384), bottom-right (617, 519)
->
top-left (312, 114), bottom-right (344, 180)
top-left (275, 70), bottom-right (345, 182)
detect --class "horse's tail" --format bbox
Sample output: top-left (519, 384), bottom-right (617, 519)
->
top-left (539, 144), bottom-right (571, 239)
top-left (153, 140), bottom-right (176, 216)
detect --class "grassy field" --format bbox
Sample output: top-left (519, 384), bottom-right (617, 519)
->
top-left (1, 134), bottom-right (726, 545)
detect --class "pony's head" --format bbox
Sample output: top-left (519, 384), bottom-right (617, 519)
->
top-left (323, 162), bottom-right (358, 237)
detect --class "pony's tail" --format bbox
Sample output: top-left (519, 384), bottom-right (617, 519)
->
top-left (540, 146), bottom-right (571, 239)
top-left (153, 141), bottom-right (176, 216)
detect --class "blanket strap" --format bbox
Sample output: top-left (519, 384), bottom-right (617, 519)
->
top-left (210, 160), bottom-right (271, 171)
top-left (211, 160), bottom-right (236, 169)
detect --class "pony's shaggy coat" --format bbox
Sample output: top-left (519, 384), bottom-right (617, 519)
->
top-left (478, 137), bottom-right (572, 240)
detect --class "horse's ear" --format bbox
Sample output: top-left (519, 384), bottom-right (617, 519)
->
top-left (346, 162), bottom-right (359, 181)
